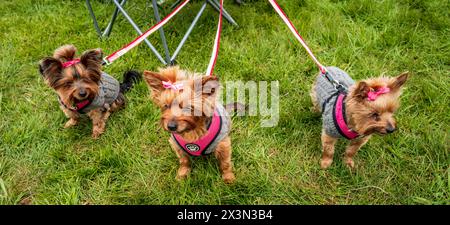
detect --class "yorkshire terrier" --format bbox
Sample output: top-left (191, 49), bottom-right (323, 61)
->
top-left (39, 45), bottom-right (141, 138)
top-left (143, 66), bottom-right (242, 183)
top-left (310, 67), bottom-right (408, 169)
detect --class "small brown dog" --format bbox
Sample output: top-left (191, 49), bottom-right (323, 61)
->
top-left (143, 66), bottom-right (237, 183)
top-left (311, 67), bottom-right (408, 169)
top-left (39, 45), bottom-right (140, 138)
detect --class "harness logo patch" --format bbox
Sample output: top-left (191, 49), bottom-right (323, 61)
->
top-left (185, 143), bottom-right (200, 152)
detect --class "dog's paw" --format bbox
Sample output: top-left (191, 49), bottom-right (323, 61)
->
top-left (64, 119), bottom-right (78, 128)
top-left (320, 158), bottom-right (333, 169)
top-left (91, 131), bottom-right (102, 139)
top-left (344, 158), bottom-right (355, 169)
top-left (176, 167), bottom-right (191, 180)
top-left (310, 106), bottom-right (320, 113)
top-left (91, 125), bottom-right (105, 139)
top-left (101, 103), bottom-right (110, 112)
top-left (222, 173), bottom-right (235, 184)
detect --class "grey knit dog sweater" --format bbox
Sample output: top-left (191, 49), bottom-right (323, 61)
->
top-left (314, 67), bottom-right (355, 138)
top-left (80, 72), bottom-right (120, 113)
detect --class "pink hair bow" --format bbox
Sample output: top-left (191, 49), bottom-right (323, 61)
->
top-left (367, 87), bottom-right (390, 101)
top-left (162, 81), bottom-right (184, 91)
top-left (62, 59), bottom-right (80, 68)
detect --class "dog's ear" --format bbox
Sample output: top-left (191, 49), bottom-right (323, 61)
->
top-left (39, 57), bottom-right (62, 77)
top-left (143, 70), bottom-right (170, 98)
top-left (389, 72), bottom-right (408, 91)
top-left (53, 44), bottom-right (77, 61)
top-left (80, 48), bottom-right (103, 82)
top-left (196, 76), bottom-right (219, 98)
top-left (192, 76), bottom-right (219, 117)
top-left (353, 81), bottom-right (370, 100)
top-left (80, 48), bottom-right (103, 67)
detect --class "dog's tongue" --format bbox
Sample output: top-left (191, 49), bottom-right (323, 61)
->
top-left (76, 100), bottom-right (90, 109)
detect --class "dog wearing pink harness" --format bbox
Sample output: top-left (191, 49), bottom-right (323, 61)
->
top-left (143, 66), bottom-right (236, 183)
top-left (311, 67), bottom-right (409, 169)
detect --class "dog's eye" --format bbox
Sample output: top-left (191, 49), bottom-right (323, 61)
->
top-left (370, 112), bottom-right (380, 121)
top-left (64, 82), bottom-right (73, 88)
top-left (162, 104), bottom-right (169, 110)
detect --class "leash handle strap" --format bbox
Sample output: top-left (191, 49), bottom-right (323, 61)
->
top-left (205, 0), bottom-right (224, 76)
top-left (268, 0), bottom-right (327, 74)
top-left (104, 0), bottom-right (191, 65)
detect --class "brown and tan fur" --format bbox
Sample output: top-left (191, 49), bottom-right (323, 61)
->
top-left (39, 45), bottom-right (125, 139)
top-left (143, 66), bottom-right (235, 183)
top-left (311, 72), bottom-right (409, 169)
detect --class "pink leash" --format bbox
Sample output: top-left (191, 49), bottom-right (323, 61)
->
top-left (206, 0), bottom-right (224, 76)
top-left (103, 0), bottom-right (191, 65)
top-left (158, 0), bottom-right (224, 90)
top-left (103, 0), bottom-right (224, 77)
top-left (268, 0), bottom-right (327, 74)
top-left (269, 0), bottom-right (351, 93)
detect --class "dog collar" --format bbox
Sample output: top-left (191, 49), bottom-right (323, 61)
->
top-left (58, 96), bottom-right (91, 114)
top-left (172, 109), bottom-right (222, 156)
top-left (333, 93), bottom-right (360, 140)
top-left (62, 59), bottom-right (80, 68)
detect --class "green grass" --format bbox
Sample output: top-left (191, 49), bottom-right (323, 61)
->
top-left (0, 0), bottom-right (448, 204)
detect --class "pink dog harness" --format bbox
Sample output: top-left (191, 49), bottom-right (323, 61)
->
top-left (58, 96), bottom-right (91, 113)
top-left (333, 94), bottom-right (360, 140)
top-left (172, 109), bottom-right (223, 156)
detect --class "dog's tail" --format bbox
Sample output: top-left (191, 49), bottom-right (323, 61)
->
top-left (120, 70), bottom-right (141, 93)
top-left (224, 102), bottom-right (247, 114)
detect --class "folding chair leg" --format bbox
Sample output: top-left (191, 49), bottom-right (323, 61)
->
top-left (170, 0), bottom-right (183, 9)
top-left (151, 0), bottom-right (172, 64)
top-left (86, 0), bottom-right (103, 37)
top-left (171, 1), bottom-right (208, 62)
top-left (111, 0), bottom-right (167, 65)
top-left (207, 0), bottom-right (238, 26)
top-left (103, 0), bottom-right (127, 38)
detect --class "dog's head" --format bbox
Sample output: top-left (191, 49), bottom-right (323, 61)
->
top-left (39, 45), bottom-right (103, 109)
top-left (346, 72), bottom-right (408, 136)
top-left (143, 66), bottom-right (219, 134)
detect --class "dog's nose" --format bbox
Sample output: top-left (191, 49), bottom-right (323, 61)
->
top-left (386, 124), bottom-right (396, 133)
top-left (167, 121), bottom-right (178, 131)
top-left (79, 89), bottom-right (87, 97)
